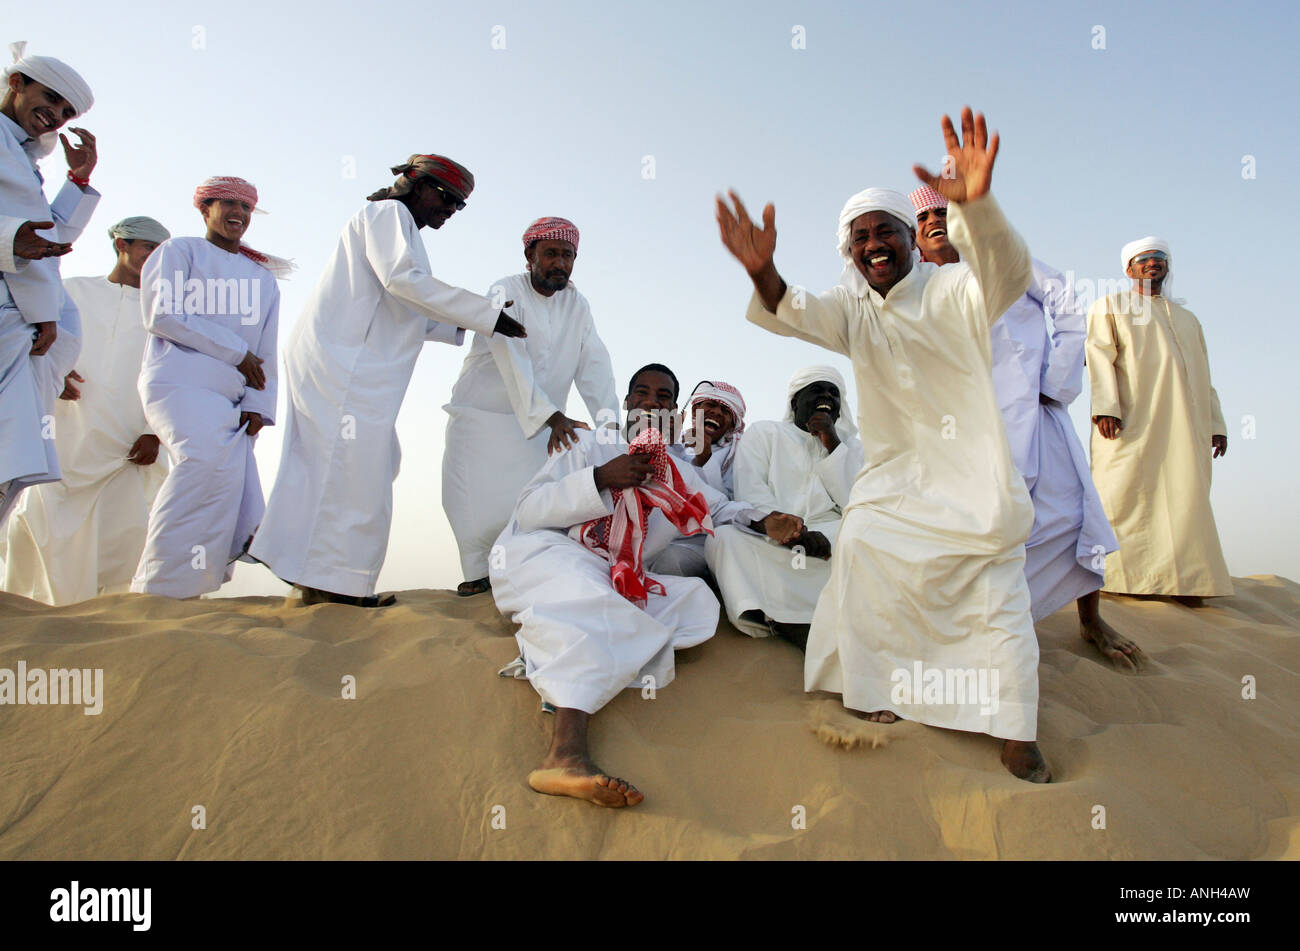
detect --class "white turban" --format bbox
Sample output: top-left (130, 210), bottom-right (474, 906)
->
top-left (5, 41), bottom-right (94, 159)
top-left (108, 216), bottom-right (170, 244)
top-left (784, 365), bottom-right (859, 441)
top-left (1120, 235), bottom-right (1173, 295)
top-left (835, 187), bottom-right (920, 297)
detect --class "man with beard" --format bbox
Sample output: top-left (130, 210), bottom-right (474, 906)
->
top-left (706, 366), bottom-right (863, 649)
top-left (250, 155), bottom-right (526, 607)
top-left (716, 107), bottom-right (1050, 782)
top-left (489, 363), bottom-right (802, 807)
top-left (443, 216), bottom-right (617, 597)
top-left (1086, 237), bottom-right (1231, 607)
top-left (910, 185), bottom-right (1142, 670)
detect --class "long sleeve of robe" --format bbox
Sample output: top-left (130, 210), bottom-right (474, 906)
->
top-left (2, 276), bottom-right (168, 603)
top-left (0, 214), bottom-right (29, 273)
top-left (0, 113), bottom-right (100, 524)
top-left (250, 200), bottom-right (498, 598)
top-left (131, 237), bottom-right (279, 598)
top-left (489, 428), bottom-right (758, 713)
top-left (707, 420), bottom-right (864, 635)
top-left (989, 260), bottom-right (1117, 620)
top-left (442, 272), bottom-right (619, 580)
top-left (745, 194), bottom-right (1041, 741)
top-left (1085, 291), bottom-right (1231, 596)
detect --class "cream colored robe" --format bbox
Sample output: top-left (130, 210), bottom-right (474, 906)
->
top-left (746, 195), bottom-right (1039, 741)
top-left (1085, 291), bottom-right (1231, 596)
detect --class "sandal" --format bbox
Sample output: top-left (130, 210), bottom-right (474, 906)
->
top-left (456, 578), bottom-right (492, 597)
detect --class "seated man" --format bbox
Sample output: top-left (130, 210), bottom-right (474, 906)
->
top-left (706, 366), bottom-right (864, 649)
top-left (652, 379), bottom-right (747, 579)
top-left (489, 363), bottom-right (802, 807)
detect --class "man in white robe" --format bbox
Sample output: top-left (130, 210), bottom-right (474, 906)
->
top-left (910, 185), bottom-right (1143, 670)
top-left (442, 216), bottom-right (617, 596)
top-left (1087, 237), bottom-right (1231, 607)
top-left (2, 217), bottom-right (170, 603)
top-left (131, 178), bottom-right (284, 598)
top-left (716, 108), bottom-right (1050, 781)
top-left (0, 45), bottom-right (98, 524)
top-left (490, 364), bottom-right (803, 806)
top-left (707, 366), bottom-right (863, 649)
top-left (250, 154), bottom-right (526, 607)
top-left (652, 379), bottom-right (748, 579)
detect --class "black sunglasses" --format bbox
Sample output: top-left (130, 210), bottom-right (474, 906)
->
top-left (422, 180), bottom-right (465, 211)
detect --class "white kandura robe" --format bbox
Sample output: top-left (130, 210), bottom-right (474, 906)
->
top-left (2, 277), bottom-right (167, 603)
top-left (748, 195), bottom-right (1040, 741)
top-left (250, 199), bottom-right (499, 597)
top-left (1086, 291), bottom-right (1232, 596)
top-left (990, 259), bottom-right (1117, 621)
top-left (708, 421), bottom-right (862, 635)
top-left (0, 111), bottom-right (99, 523)
top-left (650, 438), bottom-right (741, 578)
top-left (489, 429), bottom-right (762, 713)
top-left (131, 238), bottom-right (279, 598)
top-left (442, 271), bottom-right (617, 580)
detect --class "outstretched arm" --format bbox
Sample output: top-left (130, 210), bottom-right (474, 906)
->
top-left (916, 107), bottom-right (1030, 325)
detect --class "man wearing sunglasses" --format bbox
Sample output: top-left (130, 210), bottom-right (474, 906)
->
top-left (1086, 237), bottom-right (1232, 608)
top-left (250, 154), bottom-right (527, 607)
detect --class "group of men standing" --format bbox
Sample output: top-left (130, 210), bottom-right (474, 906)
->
top-left (0, 43), bottom-right (1236, 808)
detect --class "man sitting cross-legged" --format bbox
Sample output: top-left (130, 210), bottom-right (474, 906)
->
top-left (707, 365), bottom-right (864, 650)
top-left (489, 363), bottom-right (803, 807)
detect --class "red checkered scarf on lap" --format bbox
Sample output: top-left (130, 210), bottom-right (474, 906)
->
top-left (569, 427), bottom-right (713, 608)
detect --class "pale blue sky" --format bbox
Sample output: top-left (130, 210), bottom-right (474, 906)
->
top-left (10, 0), bottom-right (1299, 593)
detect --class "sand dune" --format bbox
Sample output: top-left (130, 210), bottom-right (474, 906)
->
top-left (1, 576), bottom-right (1296, 860)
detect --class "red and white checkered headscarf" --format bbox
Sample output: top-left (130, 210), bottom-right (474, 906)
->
top-left (688, 381), bottom-right (746, 437)
top-left (570, 426), bottom-right (713, 608)
top-left (192, 176), bottom-right (295, 278)
top-left (523, 216), bottom-right (579, 252)
top-left (908, 185), bottom-right (949, 215)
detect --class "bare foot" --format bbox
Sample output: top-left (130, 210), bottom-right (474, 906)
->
top-left (528, 757), bottom-right (644, 807)
top-left (1001, 740), bottom-right (1051, 783)
top-left (853, 709), bottom-right (901, 724)
top-left (1080, 616), bottom-right (1146, 671)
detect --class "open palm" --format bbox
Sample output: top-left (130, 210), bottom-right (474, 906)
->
top-left (716, 190), bottom-right (776, 275)
top-left (913, 106), bottom-right (999, 204)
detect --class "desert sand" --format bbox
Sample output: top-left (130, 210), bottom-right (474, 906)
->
top-left (1, 575), bottom-right (1297, 860)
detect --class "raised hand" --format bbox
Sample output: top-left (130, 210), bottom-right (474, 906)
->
top-left (60, 370), bottom-right (84, 400)
top-left (237, 351), bottom-right (266, 390)
top-left (805, 412), bottom-right (840, 453)
top-left (60, 127), bottom-right (97, 181)
top-left (913, 106), bottom-right (999, 204)
top-left (14, 221), bottom-right (72, 260)
top-left (716, 190), bottom-right (776, 276)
